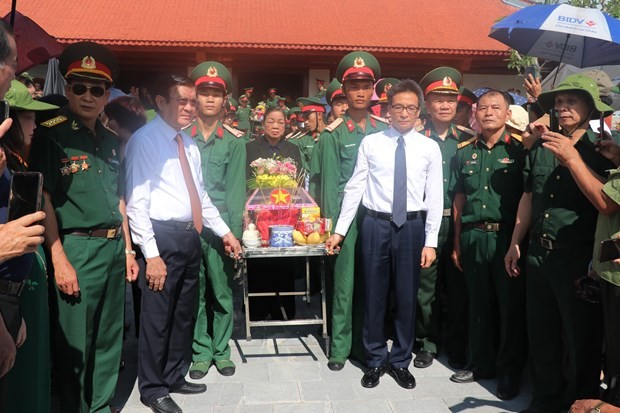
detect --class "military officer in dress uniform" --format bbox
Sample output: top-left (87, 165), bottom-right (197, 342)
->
top-left (291, 97), bottom-right (326, 176)
top-left (187, 61), bottom-right (247, 380)
top-left (265, 87), bottom-right (280, 108)
top-left (449, 90), bottom-right (527, 400)
top-left (311, 51), bottom-right (389, 371)
top-left (415, 67), bottom-right (474, 370)
top-left (325, 78), bottom-right (348, 120)
top-left (29, 41), bottom-right (138, 413)
top-left (505, 74), bottom-right (617, 413)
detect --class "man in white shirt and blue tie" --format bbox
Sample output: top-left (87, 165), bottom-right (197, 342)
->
top-left (125, 73), bottom-right (242, 413)
top-left (326, 79), bottom-right (443, 390)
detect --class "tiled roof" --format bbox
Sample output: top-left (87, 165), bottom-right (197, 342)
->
top-left (2, 1), bottom-right (516, 55)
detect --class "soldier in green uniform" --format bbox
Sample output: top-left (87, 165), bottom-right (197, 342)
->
top-left (375, 78), bottom-right (400, 119)
top-left (414, 67), bottom-right (474, 370)
top-left (265, 87), bottom-right (280, 108)
top-left (314, 78), bottom-right (327, 99)
top-left (455, 86), bottom-right (477, 128)
top-left (449, 90), bottom-right (527, 400)
top-left (311, 51), bottom-right (389, 371)
top-left (291, 97), bottom-right (326, 176)
top-left (505, 74), bottom-right (618, 413)
top-left (29, 42), bottom-right (138, 412)
top-left (237, 94), bottom-right (252, 140)
top-left (187, 61), bottom-right (247, 379)
top-left (285, 106), bottom-right (301, 139)
top-left (277, 96), bottom-right (290, 115)
top-left (325, 78), bottom-right (348, 121)
top-left (243, 86), bottom-right (255, 107)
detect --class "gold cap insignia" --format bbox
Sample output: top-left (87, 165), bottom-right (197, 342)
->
top-left (81, 56), bottom-right (96, 70)
top-left (385, 83), bottom-right (393, 92)
top-left (353, 57), bottom-right (366, 68)
top-left (207, 66), bottom-right (218, 77)
top-left (443, 77), bottom-right (453, 86)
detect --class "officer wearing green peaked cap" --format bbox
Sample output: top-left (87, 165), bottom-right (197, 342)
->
top-left (291, 96), bottom-right (326, 173)
top-left (415, 65), bottom-right (471, 371)
top-left (266, 87), bottom-right (280, 108)
top-left (455, 86), bottom-right (477, 128)
top-left (237, 94), bottom-right (252, 138)
top-left (187, 60), bottom-right (247, 380)
top-left (375, 78), bottom-right (400, 103)
top-left (325, 78), bottom-right (348, 119)
top-left (311, 50), bottom-right (388, 372)
top-left (29, 40), bottom-right (130, 412)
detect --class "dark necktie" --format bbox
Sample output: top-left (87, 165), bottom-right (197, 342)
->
top-left (393, 135), bottom-right (407, 227)
top-left (175, 134), bottom-right (203, 233)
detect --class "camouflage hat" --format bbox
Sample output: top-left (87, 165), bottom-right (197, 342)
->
top-left (191, 61), bottom-right (232, 93)
top-left (538, 73), bottom-right (614, 117)
top-left (336, 51), bottom-right (381, 83)
top-left (375, 78), bottom-right (400, 103)
top-left (419, 67), bottom-right (462, 97)
top-left (325, 78), bottom-right (345, 106)
top-left (458, 86), bottom-right (477, 106)
top-left (59, 41), bottom-right (119, 83)
top-left (296, 96), bottom-right (326, 113)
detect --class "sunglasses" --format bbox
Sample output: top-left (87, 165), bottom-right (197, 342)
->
top-left (70, 83), bottom-right (106, 98)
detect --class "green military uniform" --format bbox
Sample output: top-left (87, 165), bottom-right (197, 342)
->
top-left (236, 95), bottom-right (252, 132)
top-left (30, 110), bottom-right (125, 412)
top-left (325, 78), bottom-right (344, 108)
top-left (451, 130), bottom-right (527, 376)
top-left (416, 67), bottom-right (473, 363)
top-left (189, 62), bottom-right (247, 377)
top-left (292, 97), bottom-right (327, 175)
top-left (265, 87), bottom-right (280, 108)
top-left (524, 75), bottom-right (617, 411)
top-left (319, 112), bottom-right (388, 364)
top-left (28, 42), bottom-right (125, 413)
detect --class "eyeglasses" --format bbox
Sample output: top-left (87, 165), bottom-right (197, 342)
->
top-left (70, 83), bottom-right (106, 98)
top-left (390, 104), bottom-right (419, 114)
top-left (173, 97), bottom-right (198, 107)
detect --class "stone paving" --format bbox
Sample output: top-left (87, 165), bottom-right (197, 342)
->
top-left (111, 283), bottom-right (532, 413)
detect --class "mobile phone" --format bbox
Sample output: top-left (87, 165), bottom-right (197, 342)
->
top-left (525, 65), bottom-right (541, 80)
top-left (0, 100), bottom-right (8, 122)
top-left (549, 109), bottom-right (559, 133)
top-left (599, 238), bottom-right (620, 263)
top-left (7, 172), bottom-right (43, 222)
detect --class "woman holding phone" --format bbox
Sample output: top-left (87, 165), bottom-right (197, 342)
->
top-left (1, 79), bottom-right (58, 413)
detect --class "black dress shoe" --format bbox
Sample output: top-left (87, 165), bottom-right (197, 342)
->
top-left (327, 361), bottom-right (344, 371)
top-left (361, 366), bottom-right (386, 388)
top-left (170, 381), bottom-right (207, 395)
top-left (149, 396), bottom-right (182, 413)
top-left (413, 351), bottom-right (434, 369)
top-left (447, 352), bottom-right (467, 370)
top-left (450, 368), bottom-right (495, 383)
top-left (496, 372), bottom-right (521, 400)
top-left (387, 366), bottom-right (416, 389)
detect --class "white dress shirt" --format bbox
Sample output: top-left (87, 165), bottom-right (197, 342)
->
top-left (125, 115), bottom-right (230, 258)
top-left (334, 126), bottom-right (443, 248)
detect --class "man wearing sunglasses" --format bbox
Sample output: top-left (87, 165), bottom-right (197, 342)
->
top-left (29, 42), bottom-right (138, 412)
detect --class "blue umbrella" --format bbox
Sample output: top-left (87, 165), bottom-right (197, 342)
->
top-left (489, 4), bottom-right (620, 68)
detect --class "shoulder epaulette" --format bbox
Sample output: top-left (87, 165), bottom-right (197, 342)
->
top-left (325, 117), bottom-right (344, 132)
top-left (285, 131), bottom-right (296, 140)
top-left (510, 133), bottom-right (523, 143)
top-left (370, 114), bottom-right (389, 124)
top-left (223, 124), bottom-right (245, 138)
top-left (457, 135), bottom-right (478, 149)
top-left (41, 115), bottom-right (67, 128)
top-left (293, 131), bottom-right (308, 140)
top-left (455, 124), bottom-right (476, 137)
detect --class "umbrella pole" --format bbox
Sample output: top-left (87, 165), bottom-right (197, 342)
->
top-left (9, 0), bottom-right (16, 26)
top-left (551, 33), bottom-right (571, 87)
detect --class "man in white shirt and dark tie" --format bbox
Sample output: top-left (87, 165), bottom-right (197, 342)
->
top-left (125, 73), bottom-right (242, 413)
top-left (326, 79), bottom-right (443, 390)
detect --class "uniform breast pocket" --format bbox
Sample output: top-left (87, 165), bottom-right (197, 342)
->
top-left (531, 165), bottom-right (554, 195)
top-left (207, 155), bottom-right (229, 183)
top-left (462, 162), bottom-right (481, 193)
top-left (60, 170), bottom-right (94, 194)
top-left (492, 162), bottom-right (519, 186)
top-left (339, 146), bottom-right (357, 178)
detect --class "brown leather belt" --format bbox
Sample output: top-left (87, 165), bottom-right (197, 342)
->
top-left (65, 226), bottom-right (122, 239)
top-left (0, 279), bottom-right (25, 296)
top-left (467, 222), bottom-right (502, 232)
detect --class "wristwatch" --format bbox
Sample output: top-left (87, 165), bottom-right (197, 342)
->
top-left (590, 401), bottom-right (606, 413)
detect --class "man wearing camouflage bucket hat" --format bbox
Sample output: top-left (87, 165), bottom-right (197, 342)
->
top-left (505, 74), bottom-right (619, 413)
top-left (28, 41), bottom-right (138, 412)
top-left (414, 67), bottom-right (474, 371)
top-left (187, 61), bottom-right (247, 381)
top-left (310, 51), bottom-right (389, 373)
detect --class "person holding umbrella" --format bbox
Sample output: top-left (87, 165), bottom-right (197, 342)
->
top-left (505, 74), bottom-right (618, 413)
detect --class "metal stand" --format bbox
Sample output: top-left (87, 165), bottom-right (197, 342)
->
top-left (241, 245), bottom-right (330, 357)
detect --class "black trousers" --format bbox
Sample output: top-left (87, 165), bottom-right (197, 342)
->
top-left (0, 294), bottom-right (20, 408)
top-left (138, 221), bottom-right (201, 405)
top-left (360, 213), bottom-right (424, 369)
top-left (602, 279), bottom-right (620, 405)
